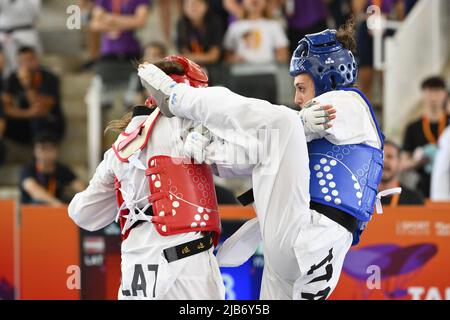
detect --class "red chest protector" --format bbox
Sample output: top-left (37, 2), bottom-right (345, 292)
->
top-left (112, 109), bottom-right (221, 245)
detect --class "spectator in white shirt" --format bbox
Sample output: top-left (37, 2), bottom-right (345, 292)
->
top-left (224, 0), bottom-right (289, 64)
top-left (223, 0), bottom-right (289, 104)
top-left (0, 0), bottom-right (42, 77)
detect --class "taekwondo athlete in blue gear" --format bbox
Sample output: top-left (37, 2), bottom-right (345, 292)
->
top-left (290, 29), bottom-right (385, 245)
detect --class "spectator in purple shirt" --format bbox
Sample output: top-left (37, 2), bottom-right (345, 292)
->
top-left (90, 0), bottom-right (150, 89)
top-left (91, 0), bottom-right (150, 58)
top-left (281, 0), bottom-right (329, 54)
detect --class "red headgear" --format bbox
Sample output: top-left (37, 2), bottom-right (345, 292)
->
top-left (164, 55), bottom-right (209, 88)
top-left (145, 55), bottom-right (209, 107)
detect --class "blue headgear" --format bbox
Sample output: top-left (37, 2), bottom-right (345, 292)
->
top-left (290, 29), bottom-right (358, 96)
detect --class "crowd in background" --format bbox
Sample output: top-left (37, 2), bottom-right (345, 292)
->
top-left (0, 0), bottom-right (449, 206)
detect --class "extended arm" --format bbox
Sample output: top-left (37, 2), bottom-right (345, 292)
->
top-left (68, 150), bottom-right (117, 231)
top-left (90, 5), bottom-right (149, 33)
top-left (22, 178), bottom-right (63, 206)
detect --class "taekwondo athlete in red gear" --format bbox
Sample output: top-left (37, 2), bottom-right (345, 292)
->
top-left (68, 56), bottom-right (225, 300)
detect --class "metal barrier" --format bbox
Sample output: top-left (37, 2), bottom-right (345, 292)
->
top-left (85, 76), bottom-right (103, 176)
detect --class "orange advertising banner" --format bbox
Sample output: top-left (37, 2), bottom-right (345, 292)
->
top-left (330, 205), bottom-right (450, 300)
top-left (20, 205), bottom-right (80, 300)
top-left (0, 200), bottom-right (16, 300)
top-left (2, 202), bottom-right (449, 300)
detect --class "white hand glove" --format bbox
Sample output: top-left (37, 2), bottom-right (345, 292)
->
top-left (183, 131), bottom-right (212, 164)
top-left (298, 100), bottom-right (334, 135)
top-left (138, 63), bottom-right (177, 117)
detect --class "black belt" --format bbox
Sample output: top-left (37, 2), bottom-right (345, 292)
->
top-left (238, 188), bottom-right (358, 234)
top-left (163, 233), bottom-right (214, 263)
top-left (310, 202), bottom-right (359, 234)
top-left (129, 206), bottom-right (213, 263)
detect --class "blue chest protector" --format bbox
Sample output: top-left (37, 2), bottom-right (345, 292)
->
top-left (307, 88), bottom-right (384, 246)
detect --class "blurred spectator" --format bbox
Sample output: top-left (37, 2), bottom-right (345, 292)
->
top-left (353, 0), bottom-right (405, 103)
top-left (90, 0), bottom-right (150, 89)
top-left (401, 76), bottom-right (449, 198)
top-left (20, 131), bottom-right (85, 205)
top-left (223, 0), bottom-right (281, 20)
top-left (0, 105), bottom-right (4, 167)
top-left (208, 0), bottom-right (232, 38)
top-left (77, 0), bottom-right (101, 71)
top-left (223, 0), bottom-right (246, 18)
top-left (281, 0), bottom-right (329, 54)
top-left (0, 45), bottom-right (6, 167)
top-left (128, 41), bottom-right (168, 106)
top-left (431, 126), bottom-right (450, 201)
top-left (224, 0), bottom-right (289, 64)
top-left (143, 41), bottom-right (168, 63)
top-left (0, 0), bottom-right (42, 77)
top-left (91, 0), bottom-right (149, 59)
top-left (224, 0), bottom-right (289, 103)
top-left (176, 0), bottom-right (223, 66)
top-left (1, 46), bottom-right (65, 145)
top-left (447, 91), bottom-right (450, 114)
top-left (159, 0), bottom-right (183, 43)
top-left (328, 0), bottom-right (352, 29)
top-left (380, 140), bottom-right (424, 206)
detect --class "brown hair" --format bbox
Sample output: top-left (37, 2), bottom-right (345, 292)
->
top-left (336, 16), bottom-right (357, 53)
top-left (104, 60), bottom-right (185, 135)
top-left (104, 111), bottom-right (133, 134)
top-left (384, 139), bottom-right (402, 157)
